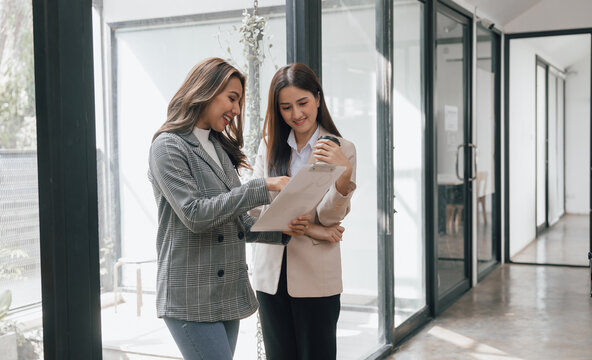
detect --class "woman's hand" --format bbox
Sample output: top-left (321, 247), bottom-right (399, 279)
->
top-left (313, 139), bottom-right (354, 196)
top-left (265, 176), bottom-right (290, 192)
top-left (313, 139), bottom-right (350, 168)
top-left (306, 222), bottom-right (344, 243)
top-left (282, 214), bottom-right (312, 237)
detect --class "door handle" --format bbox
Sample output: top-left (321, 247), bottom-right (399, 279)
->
top-left (469, 143), bottom-right (477, 181)
top-left (455, 144), bottom-right (463, 181)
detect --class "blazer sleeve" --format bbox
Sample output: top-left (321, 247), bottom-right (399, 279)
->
top-left (316, 139), bottom-right (357, 226)
top-left (240, 213), bottom-right (287, 244)
top-left (242, 139), bottom-right (288, 245)
top-left (149, 133), bottom-right (271, 234)
top-left (247, 139), bottom-right (270, 219)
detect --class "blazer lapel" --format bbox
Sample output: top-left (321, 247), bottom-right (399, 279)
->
top-left (179, 131), bottom-right (234, 190)
top-left (210, 135), bottom-right (241, 188)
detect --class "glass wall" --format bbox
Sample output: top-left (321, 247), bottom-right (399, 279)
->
top-left (547, 68), bottom-right (566, 226)
top-left (0, 0), bottom-right (44, 357)
top-left (322, 0), bottom-right (380, 358)
top-left (475, 24), bottom-right (498, 274)
top-left (393, 0), bottom-right (426, 327)
top-left (557, 77), bottom-right (565, 217)
top-left (534, 60), bottom-right (567, 231)
top-left (93, 2), bottom-right (286, 358)
top-left (548, 69), bottom-right (558, 225)
top-left (435, 8), bottom-right (470, 298)
top-left (536, 62), bottom-right (547, 229)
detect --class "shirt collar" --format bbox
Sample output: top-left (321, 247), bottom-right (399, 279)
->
top-left (287, 124), bottom-right (320, 153)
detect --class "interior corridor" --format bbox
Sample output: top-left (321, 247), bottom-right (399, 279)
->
top-left (389, 264), bottom-right (592, 359)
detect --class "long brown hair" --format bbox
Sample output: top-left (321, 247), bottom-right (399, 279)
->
top-left (153, 57), bottom-right (250, 170)
top-left (263, 63), bottom-right (341, 176)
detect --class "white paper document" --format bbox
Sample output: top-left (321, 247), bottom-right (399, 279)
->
top-left (251, 164), bottom-right (346, 231)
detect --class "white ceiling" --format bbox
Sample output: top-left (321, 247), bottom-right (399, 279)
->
top-left (461, 0), bottom-right (542, 27)
top-left (459, 0), bottom-right (590, 67)
top-left (518, 34), bottom-right (590, 70)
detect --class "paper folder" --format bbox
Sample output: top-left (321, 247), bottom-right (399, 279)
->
top-left (251, 163), bottom-right (346, 231)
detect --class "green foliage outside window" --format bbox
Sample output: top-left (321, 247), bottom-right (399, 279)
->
top-left (0, 0), bottom-right (36, 150)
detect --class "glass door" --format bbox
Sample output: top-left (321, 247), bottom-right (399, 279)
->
top-left (536, 61), bottom-right (548, 232)
top-left (434, 4), bottom-right (472, 311)
top-left (475, 24), bottom-right (500, 276)
top-left (393, 0), bottom-right (426, 329)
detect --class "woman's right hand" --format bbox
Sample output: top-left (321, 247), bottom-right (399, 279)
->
top-left (306, 222), bottom-right (345, 243)
top-left (265, 176), bottom-right (290, 192)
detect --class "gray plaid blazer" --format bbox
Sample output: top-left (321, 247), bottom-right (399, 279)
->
top-left (148, 131), bottom-right (286, 323)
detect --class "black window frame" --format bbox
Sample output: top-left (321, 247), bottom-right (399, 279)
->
top-left (33, 0), bottom-right (103, 358)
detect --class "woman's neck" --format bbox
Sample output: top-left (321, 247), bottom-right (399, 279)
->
top-left (195, 120), bottom-right (210, 130)
top-left (294, 124), bottom-right (318, 152)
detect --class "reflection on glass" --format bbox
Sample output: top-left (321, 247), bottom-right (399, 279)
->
top-left (557, 77), bottom-right (565, 215)
top-left (548, 70), bottom-right (559, 225)
top-left (93, 3), bottom-right (286, 359)
top-left (475, 24), bottom-right (497, 274)
top-left (0, 0), bottom-right (44, 357)
top-left (435, 10), bottom-right (468, 296)
top-left (393, 0), bottom-right (426, 327)
top-left (536, 64), bottom-right (546, 227)
top-left (322, 0), bottom-right (379, 358)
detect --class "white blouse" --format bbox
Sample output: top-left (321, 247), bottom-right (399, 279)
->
top-left (192, 126), bottom-right (222, 169)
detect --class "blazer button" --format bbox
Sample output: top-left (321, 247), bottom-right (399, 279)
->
top-left (238, 231), bottom-right (244, 239)
top-left (281, 234), bottom-right (290, 245)
top-left (217, 269), bottom-right (224, 277)
top-left (217, 234), bottom-right (224, 243)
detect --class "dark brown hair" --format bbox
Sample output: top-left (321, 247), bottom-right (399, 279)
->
top-left (263, 63), bottom-right (341, 176)
top-left (153, 57), bottom-right (250, 170)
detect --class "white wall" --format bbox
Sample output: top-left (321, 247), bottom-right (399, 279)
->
top-left (102, 0), bottom-right (284, 23)
top-left (509, 40), bottom-right (537, 257)
top-left (565, 53), bottom-right (591, 214)
top-left (505, 0), bottom-right (592, 33)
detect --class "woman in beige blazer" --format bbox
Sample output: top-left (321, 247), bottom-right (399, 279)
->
top-left (250, 63), bottom-right (357, 360)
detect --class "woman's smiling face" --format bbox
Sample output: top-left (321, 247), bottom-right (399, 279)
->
top-left (278, 85), bottom-right (320, 142)
top-left (196, 76), bottom-right (243, 132)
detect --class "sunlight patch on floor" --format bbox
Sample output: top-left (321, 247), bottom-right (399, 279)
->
top-left (427, 325), bottom-right (524, 360)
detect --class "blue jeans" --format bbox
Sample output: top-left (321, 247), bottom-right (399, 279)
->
top-left (163, 317), bottom-right (240, 360)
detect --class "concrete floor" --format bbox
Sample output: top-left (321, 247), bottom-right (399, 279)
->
top-left (512, 214), bottom-right (589, 266)
top-left (100, 292), bottom-right (379, 360)
top-left (389, 264), bottom-right (592, 360)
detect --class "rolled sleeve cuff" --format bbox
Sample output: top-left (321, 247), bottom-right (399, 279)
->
top-left (248, 178), bottom-right (271, 207)
top-left (330, 181), bottom-right (356, 204)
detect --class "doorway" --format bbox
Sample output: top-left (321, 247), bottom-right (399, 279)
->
top-left (507, 32), bottom-right (591, 267)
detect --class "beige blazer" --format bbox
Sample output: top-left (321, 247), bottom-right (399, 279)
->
top-left (250, 126), bottom-right (357, 297)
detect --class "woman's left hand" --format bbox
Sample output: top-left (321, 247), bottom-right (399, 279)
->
top-left (283, 214), bottom-right (312, 237)
top-left (314, 139), bottom-right (354, 196)
top-left (313, 139), bottom-right (351, 170)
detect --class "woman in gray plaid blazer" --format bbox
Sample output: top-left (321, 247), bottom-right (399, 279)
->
top-left (148, 58), bottom-right (310, 359)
